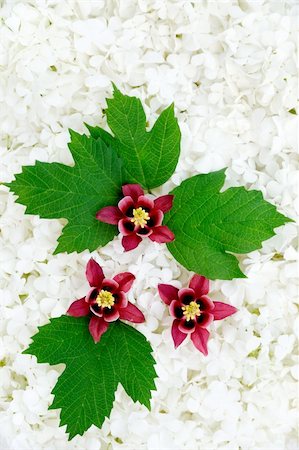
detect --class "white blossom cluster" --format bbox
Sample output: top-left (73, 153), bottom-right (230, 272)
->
top-left (0, 1), bottom-right (298, 449)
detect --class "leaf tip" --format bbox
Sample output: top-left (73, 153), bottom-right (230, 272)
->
top-left (22, 347), bottom-right (31, 355)
top-left (282, 215), bottom-right (295, 224)
top-left (111, 82), bottom-right (120, 95)
top-left (219, 167), bottom-right (227, 176)
top-left (52, 245), bottom-right (61, 256)
top-left (84, 122), bottom-right (92, 133)
top-left (238, 271), bottom-right (247, 279)
top-left (144, 400), bottom-right (151, 411)
top-left (68, 128), bottom-right (80, 141)
top-left (2, 181), bottom-right (11, 190)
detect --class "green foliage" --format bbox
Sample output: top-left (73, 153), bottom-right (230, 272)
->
top-left (100, 85), bottom-right (181, 189)
top-left (165, 169), bottom-right (291, 280)
top-left (6, 86), bottom-right (291, 272)
top-left (6, 132), bottom-right (124, 254)
top-left (85, 123), bottom-right (115, 148)
top-left (24, 316), bottom-right (156, 440)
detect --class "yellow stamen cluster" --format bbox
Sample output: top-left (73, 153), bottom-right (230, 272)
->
top-left (182, 301), bottom-right (201, 321)
top-left (96, 290), bottom-right (115, 309)
top-left (130, 207), bottom-right (150, 228)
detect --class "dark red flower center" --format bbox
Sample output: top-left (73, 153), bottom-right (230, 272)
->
top-left (183, 319), bottom-right (196, 329)
top-left (125, 206), bottom-right (134, 216)
top-left (123, 221), bottom-right (135, 232)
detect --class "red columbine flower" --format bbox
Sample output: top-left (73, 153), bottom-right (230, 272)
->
top-left (67, 258), bottom-right (145, 343)
top-left (96, 184), bottom-right (175, 251)
top-left (158, 275), bottom-right (237, 355)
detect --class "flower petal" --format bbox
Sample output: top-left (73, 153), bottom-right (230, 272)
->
top-left (102, 306), bottom-right (120, 322)
top-left (118, 218), bottom-right (135, 236)
top-left (178, 319), bottom-right (196, 334)
top-left (196, 312), bottom-right (214, 328)
top-left (189, 274), bottom-right (209, 297)
top-left (86, 258), bottom-right (104, 287)
top-left (148, 209), bottom-right (163, 227)
top-left (67, 298), bottom-right (90, 317)
top-left (171, 319), bottom-right (187, 348)
top-left (137, 195), bottom-right (154, 211)
top-left (118, 196), bottom-right (135, 215)
top-left (122, 234), bottom-right (142, 251)
top-left (154, 194), bottom-right (174, 213)
top-left (169, 300), bottom-right (184, 319)
top-left (198, 295), bottom-right (214, 312)
top-left (89, 316), bottom-right (108, 343)
top-left (191, 327), bottom-right (210, 355)
top-left (85, 287), bottom-right (99, 303)
top-left (158, 283), bottom-right (179, 305)
top-left (90, 304), bottom-right (103, 317)
top-left (136, 226), bottom-right (152, 237)
top-left (178, 288), bottom-right (195, 304)
top-left (148, 226), bottom-right (175, 243)
top-left (95, 206), bottom-right (122, 225)
top-left (101, 278), bottom-right (119, 293)
top-left (122, 184), bottom-right (144, 201)
top-left (113, 272), bottom-right (135, 293)
top-left (113, 291), bottom-right (128, 308)
top-left (212, 302), bottom-right (238, 320)
top-left (119, 301), bottom-right (145, 323)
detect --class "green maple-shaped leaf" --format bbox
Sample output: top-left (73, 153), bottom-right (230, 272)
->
top-left (88, 85), bottom-right (181, 189)
top-left (24, 316), bottom-right (156, 440)
top-left (164, 169), bottom-right (292, 280)
top-left (6, 132), bottom-right (125, 254)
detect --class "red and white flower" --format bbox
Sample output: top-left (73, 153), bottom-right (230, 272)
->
top-left (96, 183), bottom-right (175, 251)
top-left (158, 275), bottom-right (237, 355)
top-left (67, 258), bottom-right (144, 343)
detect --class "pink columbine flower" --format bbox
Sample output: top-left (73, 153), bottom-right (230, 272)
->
top-left (158, 275), bottom-right (237, 355)
top-left (96, 184), bottom-right (175, 251)
top-left (67, 258), bottom-right (145, 343)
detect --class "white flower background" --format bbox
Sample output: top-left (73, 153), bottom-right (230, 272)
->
top-left (0, 1), bottom-right (298, 449)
